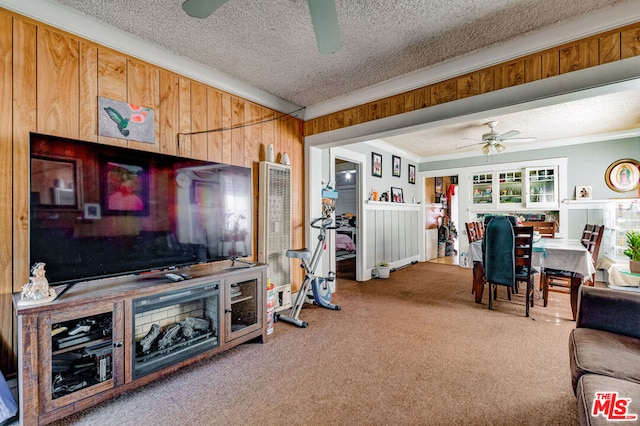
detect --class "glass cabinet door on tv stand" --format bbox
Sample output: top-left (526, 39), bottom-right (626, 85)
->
top-left (225, 269), bottom-right (263, 342)
top-left (39, 301), bottom-right (124, 414)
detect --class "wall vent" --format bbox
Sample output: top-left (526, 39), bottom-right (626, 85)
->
top-left (258, 162), bottom-right (292, 312)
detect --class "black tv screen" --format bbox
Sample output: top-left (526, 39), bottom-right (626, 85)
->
top-left (29, 133), bottom-right (253, 286)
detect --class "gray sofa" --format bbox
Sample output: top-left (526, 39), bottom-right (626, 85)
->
top-left (570, 285), bottom-right (640, 425)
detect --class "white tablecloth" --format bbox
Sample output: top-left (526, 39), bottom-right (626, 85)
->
top-left (469, 238), bottom-right (596, 279)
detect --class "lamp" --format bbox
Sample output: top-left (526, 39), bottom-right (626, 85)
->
top-left (495, 143), bottom-right (505, 153)
top-left (482, 144), bottom-right (491, 155)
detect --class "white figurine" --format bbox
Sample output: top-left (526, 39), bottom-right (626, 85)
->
top-left (19, 262), bottom-right (56, 305)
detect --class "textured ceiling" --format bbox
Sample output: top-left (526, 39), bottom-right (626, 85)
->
top-left (383, 87), bottom-right (640, 159)
top-left (52, 0), bottom-right (628, 107)
top-left (41, 0), bottom-right (640, 159)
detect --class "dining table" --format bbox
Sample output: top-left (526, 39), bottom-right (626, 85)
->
top-left (469, 238), bottom-right (596, 319)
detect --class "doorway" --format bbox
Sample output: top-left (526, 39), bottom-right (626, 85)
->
top-left (334, 159), bottom-right (358, 280)
top-left (425, 175), bottom-right (459, 265)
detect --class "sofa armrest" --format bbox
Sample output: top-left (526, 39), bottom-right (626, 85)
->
top-left (576, 285), bottom-right (640, 339)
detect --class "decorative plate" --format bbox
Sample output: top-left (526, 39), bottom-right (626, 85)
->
top-left (604, 159), bottom-right (640, 192)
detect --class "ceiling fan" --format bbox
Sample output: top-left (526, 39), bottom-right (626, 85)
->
top-left (181, 0), bottom-right (342, 54)
top-left (461, 121), bottom-right (536, 155)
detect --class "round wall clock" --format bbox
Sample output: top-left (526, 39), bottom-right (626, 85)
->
top-left (604, 158), bottom-right (640, 192)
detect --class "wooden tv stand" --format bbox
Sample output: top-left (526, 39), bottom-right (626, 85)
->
top-left (13, 262), bottom-right (267, 425)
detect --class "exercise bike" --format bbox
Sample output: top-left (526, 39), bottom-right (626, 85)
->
top-left (277, 215), bottom-right (341, 328)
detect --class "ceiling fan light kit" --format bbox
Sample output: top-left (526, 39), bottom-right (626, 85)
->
top-left (181, 0), bottom-right (342, 54)
top-left (461, 121), bottom-right (535, 156)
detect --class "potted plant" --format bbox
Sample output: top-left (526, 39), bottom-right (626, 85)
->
top-left (376, 262), bottom-right (391, 279)
top-left (623, 230), bottom-right (640, 274)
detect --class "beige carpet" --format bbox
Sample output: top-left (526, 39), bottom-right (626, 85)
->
top-left (41, 262), bottom-right (578, 425)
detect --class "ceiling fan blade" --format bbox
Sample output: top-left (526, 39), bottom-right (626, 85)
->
top-left (496, 130), bottom-right (520, 140)
top-left (457, 142), bottom-right (485, 149)
top-left (308, 0), bottom-right (342, 54)
top-left (182, 0), bottom-right (230, 18)
top-left (503, 137), bottom-right (536, 142)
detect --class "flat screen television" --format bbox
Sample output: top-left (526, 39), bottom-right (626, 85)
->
top-left (29, 133), bottom-right (253, 287)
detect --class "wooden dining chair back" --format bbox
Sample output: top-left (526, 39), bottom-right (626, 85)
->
top-left (465, 222), bottom-right (479, 244)
top-left (475, 221), bottom-right (485, 239)
top-left (514, 226), bottom-right (535, 317)
top-left (541, 223), bottom-right (604, 307)
top-left (580, 224), bottom-right (595, 247)
top-left (523, 221), bottom-right (557, 238)
top-left (584, 224), bottom-right (604, 267)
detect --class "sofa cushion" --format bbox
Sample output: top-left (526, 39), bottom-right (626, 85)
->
top-left (570, 328), bottom-right (640, 394)
top-left (576, 374), bottom-right (640, 425)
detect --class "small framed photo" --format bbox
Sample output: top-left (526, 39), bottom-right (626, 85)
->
top-left (84, 203), bottom-right (101, 220)
top-left (391, 187), bottom-right (404, 203)
top-left (372, 152), bottom-right (382, 178)
top-left (435, 176), bottom-right (443, 193)
top-left (408, 164), bottom-right (416, 184)
top-left (392, 155), bottom-right (401, 177)
top-left (576, 185), bottom-right (592, 200)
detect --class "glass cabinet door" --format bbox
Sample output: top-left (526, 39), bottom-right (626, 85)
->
top-left (226, 274), bottom-right (261, 341)
top-left (498, 171), bottom-right (522, 205)
top-left (41, 302), bottom-right (123, 413)
top-left (472, 173), bottom-right (494, 205)
top-left (525, 167), bottom-right (558, 208)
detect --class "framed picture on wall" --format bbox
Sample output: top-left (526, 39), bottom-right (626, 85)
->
top-left (391, 187), bottom-right (404, 203)
top-left (604, 158), bottom-right (640, 192)
top-left (392, 155), bottom-right (401, 177)
top-left (372, 152), bottom-right (382, 177)
top-left (408, 164), bottom-right (416, 184)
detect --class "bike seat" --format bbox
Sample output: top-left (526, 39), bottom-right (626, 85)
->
top-left (286, 248), bottom-right (311, 260)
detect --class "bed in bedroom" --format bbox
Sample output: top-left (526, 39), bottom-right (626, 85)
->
top-left (335, 216), bottom-right (356, 261)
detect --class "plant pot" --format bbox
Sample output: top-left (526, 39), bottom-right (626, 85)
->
top-left (630, 260), bottom-right (640, 274)
top-left (377, 267), bottom-right (390, 279)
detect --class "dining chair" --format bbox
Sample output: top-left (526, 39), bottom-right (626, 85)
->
top-left (484, 216), bottom-right (516, 313)
top-left (523, 221), bottom-right (557, 238)
top-left (513, 226), bottom-right (536, 317)
top-left (466, 222), bottom-right (481, 294)
top-left (475, 221), bottom-right (485, 239)
top-left (580, 224), bottom-right (595, 246)
top-left (541, 224), bottom-right (604, 307)
top-left (465, 222), bottom-right (479, 244)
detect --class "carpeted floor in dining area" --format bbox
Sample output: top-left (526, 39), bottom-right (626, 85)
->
top-left (43, 261), bottom-right (579, 426)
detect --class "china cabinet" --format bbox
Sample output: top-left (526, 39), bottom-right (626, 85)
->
top-left (525, 166), bottom-right (559, 208)
top-left (498, 170), bottom-right (523, 205)
top-left (603, 198), bottom-right (640, 262)
top-left (470, 165), bottom-right (560, 210)
top-left (471, 173), bottom-right (494, 205)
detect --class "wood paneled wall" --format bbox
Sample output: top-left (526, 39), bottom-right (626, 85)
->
top-left (304, 22), bottom-right (640, 137)
top-left (0, 8), bottom-right (304, 376)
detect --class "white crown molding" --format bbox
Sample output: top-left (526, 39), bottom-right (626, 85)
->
top-left (304, 0), bottom-right (640, 119)
top-left (0, 0), bottom-right (301, 114)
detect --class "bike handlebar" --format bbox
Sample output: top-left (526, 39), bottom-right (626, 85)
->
top-left (311, 216), bottom-right (341, 230)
